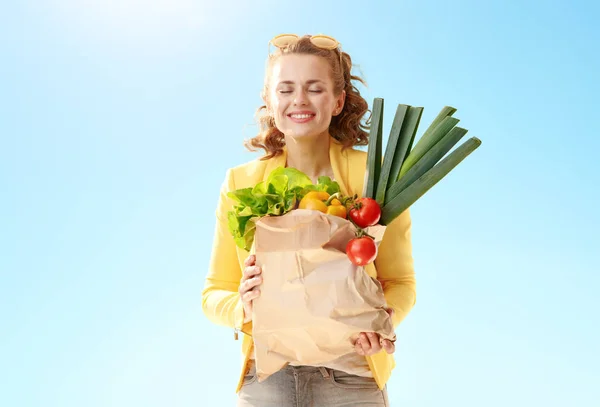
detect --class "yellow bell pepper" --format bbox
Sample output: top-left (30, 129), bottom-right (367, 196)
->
top-left (326, 198), bottom-right (347, 219)
top-left (298, 191), bottom-right (330, 213)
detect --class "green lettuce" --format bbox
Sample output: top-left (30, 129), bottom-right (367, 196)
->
top-left (226, 167), bottom-right (341, 251)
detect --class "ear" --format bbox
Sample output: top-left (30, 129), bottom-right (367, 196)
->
top-left (333, 89), bottom-right (346, 116)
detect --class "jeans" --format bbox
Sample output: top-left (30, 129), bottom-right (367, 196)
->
top-left (237, 360), bottom-right (390, 407)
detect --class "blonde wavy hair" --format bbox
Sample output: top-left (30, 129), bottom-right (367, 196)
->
top-left (244, 35), bottom-right (371, 160)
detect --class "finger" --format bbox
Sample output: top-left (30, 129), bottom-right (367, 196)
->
top-left (247, 275), bottom-right (263, 289)
top-left (366, 333), bottom-right (382, 353)
top-left (382, 339), bottom-right (395, 354)
top-left (243, 265), bottom-right (262, 279)
top-left (241, 276), bottom-right (263, 294)
top-left (385, 308), bottom-right (394, 318)
top-left (365, 333), bottom-right (381, 349)
top-left (355, 339), bottom-right (365, 356)
top-left (359, 333), bottom-right (372, 353)
top-left (243, 288), bottom-right (260, 303)
top-left (244, 254), bottom-right (256, 267)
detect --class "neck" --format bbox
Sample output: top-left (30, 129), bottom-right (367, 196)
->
top-left (284, 134), bottom-right (333, 183)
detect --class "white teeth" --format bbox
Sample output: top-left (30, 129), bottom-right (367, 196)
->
top-left (290, 114), bottom-right (313, 119)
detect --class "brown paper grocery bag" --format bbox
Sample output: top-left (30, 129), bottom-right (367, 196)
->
top-left (251, 209), bottom-right (396, 382)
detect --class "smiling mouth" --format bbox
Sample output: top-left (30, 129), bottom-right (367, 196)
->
top-left (288, 113), bottom-right (316, 119)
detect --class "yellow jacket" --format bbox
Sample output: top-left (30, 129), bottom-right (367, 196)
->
top-left (201, 138), bottom-right (416, 393)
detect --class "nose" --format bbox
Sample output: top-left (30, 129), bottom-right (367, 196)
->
top-left (293, 89), bottom-right (309, 106)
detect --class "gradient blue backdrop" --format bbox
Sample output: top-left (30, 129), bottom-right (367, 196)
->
top-left (1, 1), bottom-right (598, 406)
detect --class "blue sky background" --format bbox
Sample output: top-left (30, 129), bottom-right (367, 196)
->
top-left (1, 1), bottom-right (598, 406)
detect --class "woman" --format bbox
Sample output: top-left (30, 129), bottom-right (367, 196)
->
top-left (202, 34), bottom-right (416, 406)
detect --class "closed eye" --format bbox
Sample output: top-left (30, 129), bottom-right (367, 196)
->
top-left (277, 89), bottom-right (322, 94)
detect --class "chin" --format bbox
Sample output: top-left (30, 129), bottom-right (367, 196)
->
top-left (285, 127), bottom-right (330, 141)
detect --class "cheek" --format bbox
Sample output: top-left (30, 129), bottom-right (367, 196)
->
top-left (269, 94), bottom-right (286, 115)
top-left (317, 95), bottom-right (335, 111)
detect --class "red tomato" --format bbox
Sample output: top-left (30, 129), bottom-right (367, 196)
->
top-left (349, 198), bottom-right (381, 228)
top-left (346, 237), bottom-right (378, 266)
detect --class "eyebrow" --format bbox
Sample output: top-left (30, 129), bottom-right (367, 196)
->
top-left (277, 79), bottom-right (325, 86)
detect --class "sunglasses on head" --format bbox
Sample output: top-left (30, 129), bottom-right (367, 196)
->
top-left (269, 33), bottom-right (340, 50)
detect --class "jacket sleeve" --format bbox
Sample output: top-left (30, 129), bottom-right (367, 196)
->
top-left (201, 169), bottom-right (252, 336)
top-left (374, 208), bottom-right (417, 328)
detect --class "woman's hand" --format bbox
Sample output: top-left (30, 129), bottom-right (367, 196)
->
top-left (239, 254), bottom-right (263, 323)
top-left (354, 308), bottom-right (396, 356)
